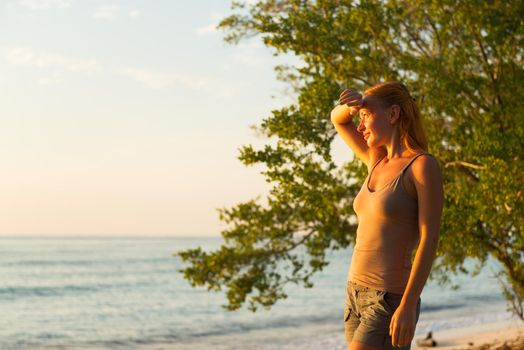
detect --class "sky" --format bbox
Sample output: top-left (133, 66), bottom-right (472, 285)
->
top-left (0, 0), bottom-right (351, 236)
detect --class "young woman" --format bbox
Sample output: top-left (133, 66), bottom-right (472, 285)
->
top-left (330, 81), bottom-right (444, 350)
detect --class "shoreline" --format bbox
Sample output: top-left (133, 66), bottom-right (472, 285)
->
top-left (140, 317), bottom-right (524, 350)
top-left (413, 317), bottom-right (524, 350)
top-left (7, 318), bottom-right (524, 349)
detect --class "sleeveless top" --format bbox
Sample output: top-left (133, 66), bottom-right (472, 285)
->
top-left (347, 152), bottom-right (429, 294)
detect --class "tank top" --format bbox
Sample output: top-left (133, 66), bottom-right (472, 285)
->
top-left (347, 152), bottom-right (429, 294)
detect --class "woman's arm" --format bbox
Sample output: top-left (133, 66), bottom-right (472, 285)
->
top-left (331, 89), bottom-right (386, 167)
top-left (390, 154), bottom-right (444, 347)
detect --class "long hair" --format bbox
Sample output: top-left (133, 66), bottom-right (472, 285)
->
top-left (364, 81), bottom-right (428, 153)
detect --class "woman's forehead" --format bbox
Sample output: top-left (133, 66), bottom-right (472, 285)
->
top-left (362, 95), bottom-right (381, 110)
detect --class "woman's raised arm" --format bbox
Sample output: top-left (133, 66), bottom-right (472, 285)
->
top-left (330, 89), bottom-right (383, 168)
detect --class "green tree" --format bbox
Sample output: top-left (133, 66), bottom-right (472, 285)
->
top-left (175, 0), bottom-right (524, 317)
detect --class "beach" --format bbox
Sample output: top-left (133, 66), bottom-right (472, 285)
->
top-left (412, 318), bottom-right (524, 350)
top-left (137, 315), bottom-right (524, 350)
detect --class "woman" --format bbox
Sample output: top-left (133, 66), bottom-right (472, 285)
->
top-left (330, 81), bottom-right (444, 350)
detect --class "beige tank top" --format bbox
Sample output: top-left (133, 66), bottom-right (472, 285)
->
top-left (348, 152), bottom-right (429, 294)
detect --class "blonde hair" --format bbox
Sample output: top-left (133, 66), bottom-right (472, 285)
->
top-left (364, 81), bottom-right (428, 153)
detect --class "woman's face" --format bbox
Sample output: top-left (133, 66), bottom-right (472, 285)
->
top-left (356, 96), bottom-right (391, 146)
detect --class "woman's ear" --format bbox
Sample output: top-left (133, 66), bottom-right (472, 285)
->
top-left (389, 104), bottom-right (401, 124)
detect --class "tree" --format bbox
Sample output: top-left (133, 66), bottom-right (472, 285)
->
top-left (175, 0), bottom-right (524, 316)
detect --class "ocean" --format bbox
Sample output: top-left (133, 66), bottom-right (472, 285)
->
top-left (0, 236), bottom-right (516, 349)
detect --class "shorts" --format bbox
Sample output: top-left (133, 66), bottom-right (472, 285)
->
top-left (343, 280), bottom-right (421, 350)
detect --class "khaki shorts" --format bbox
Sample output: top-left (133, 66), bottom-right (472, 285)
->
top-left (344, 280), bottom-right (421, 350)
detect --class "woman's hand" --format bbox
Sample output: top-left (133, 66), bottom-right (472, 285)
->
top-left (339, 88), bottom-right (364, 116)
top-left (389, 303), bottom-right (418, 348)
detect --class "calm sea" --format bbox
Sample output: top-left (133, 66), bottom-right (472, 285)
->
top-left (0, 236), bottom-right (515, 349)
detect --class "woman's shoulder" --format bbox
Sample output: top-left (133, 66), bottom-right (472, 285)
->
top-left (410, 151), bottom-right (441, 177)
top-left (413, 150), bottom-right (438, 162)
top-left (411, 150), bottom-right (437, 161)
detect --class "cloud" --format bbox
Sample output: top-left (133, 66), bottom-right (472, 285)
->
top-left (16, 0), bottom-right (70, 10)
top-left (121, 67), bottom-right (238, 97)
top-left (196, 23), bottom-right (217, 35)
top-left (93, 5), bottom-right (140, 20)
top-left (128, 9), bottom-right (140, 19)
top-left (93, 5), bottom-right (119, 20)
top-left (4, 47), bottom-right (101, 74)
top-left (120, 68), bottom-right (173, 89)
top-left (195, 13), bottom-right (223, 36)
top-left (37, 72), bottom-right (62, 85)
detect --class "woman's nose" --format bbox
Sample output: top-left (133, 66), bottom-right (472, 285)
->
top-left (357, 122), bottom-right (365, 133)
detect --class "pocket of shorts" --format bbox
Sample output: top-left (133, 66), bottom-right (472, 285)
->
top-left (344, 305), bottom-right (352, 321)
top-left (372, 290), bottom-right (389, 312)
top-left (382, 291), bottom-right (404, 312)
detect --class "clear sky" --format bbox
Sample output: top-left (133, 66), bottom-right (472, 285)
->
top-left (0, 0), bottom-right (350, 236)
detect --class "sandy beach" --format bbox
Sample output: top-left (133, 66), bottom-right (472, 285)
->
top-left (413, 318), bottom-right (524, 350)
top-left (143, 318), bottom-right (524, 350)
